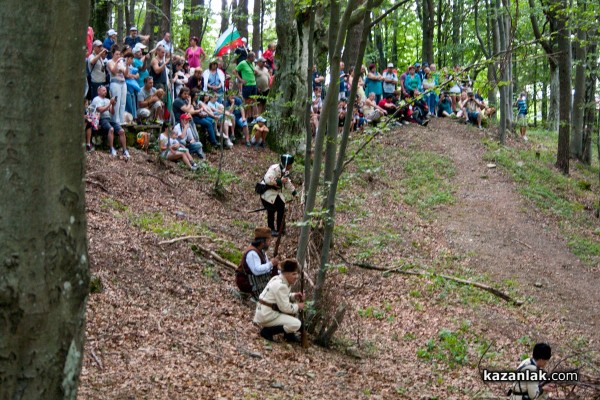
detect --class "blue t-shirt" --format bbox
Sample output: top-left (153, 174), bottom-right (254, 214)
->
top-left (133, 58), bottom-right (148, 87)
top-left (404, 74), bottom-right (422, 92)
top-left (365, 73), bottom-right (383, 96)
top-left (125, 36), bottom-right (141, 49)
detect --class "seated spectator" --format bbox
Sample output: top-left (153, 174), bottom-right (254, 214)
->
top-left (362, 92), bottom-right (387, 123)
top-left (91, 85), bottom-right (130, 158)
top-left (353, 95), bottom-right (366, 131)
top-left (437, 92), bottom-right (454, 117)
top-left (251, 116), bottom-right (269, 149)
top-left (422, 68), bottom-right (438, 117)
top-left (378, 94), bottom-right (398, 115)
top-left (236, 227), bottom-right (279, 300)
top-left (456, 89), bottom-right (469, 120)
top-left (84, 99), bottom-right (98, 152)
top-left (159, 122), bottom-right (198, 171)
top-left (187, 67), bottom-right (204, 91)
top-left (464, 91), bottom-right (486, 130)
top-left (337, 97), bottom-right (353, 131)
top-left (180, 88), bottom-right (218, 146)
top-left (137, 76), bottom-right (165, 123)
top-left (406, 90), bottom-right (429, 126)
top-left (174, 113), bottom-right (205, 158)
top-left (224, 91), bottom-right (250, 146)
top-left (206, 92), bottom-right (233, 148)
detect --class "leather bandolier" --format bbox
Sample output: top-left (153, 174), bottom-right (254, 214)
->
top-left (235, 246), bottom-right (277, 298)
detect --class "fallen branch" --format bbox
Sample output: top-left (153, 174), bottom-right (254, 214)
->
top-left (158, 235), bottom-right (213, 245)
top-left (338, 254), bottom-right (523, 306)
top-left (513, 238), bottom-right (532, 249)
top-left (90, 349), bottom-right (103, 369)
top-left (190, 243), bottom-right (237, 271)
top-left (85, 178), bottom-right (108, 192)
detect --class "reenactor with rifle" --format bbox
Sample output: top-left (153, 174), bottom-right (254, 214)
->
top-left (253, 259), bottom-right (304, 343)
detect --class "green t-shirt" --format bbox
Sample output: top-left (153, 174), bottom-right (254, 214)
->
top-left (236, 60), bottom-right (256, 86)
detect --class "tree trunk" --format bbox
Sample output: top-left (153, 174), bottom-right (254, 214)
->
top-left (570, 16), bottom-right (586, 160)
top-left (267, 1), bottom-right (309, 152)
top-left (342, 0), bottom-right (365, 66)
top-left (421, 0), bottom-right (435, 64)
top-left (581, 33), bottom-right (598, 165)
top-left (541, 78), bottom-right (547, 122)
top-left (234, 0), bottom-right (249, 40)
top-left (125, 0), bottom-right (131, 30)
top-left (143, 0), bottom-right (157, 48)
top-left (129, 0), bottom-right (135, 26)
top-left (374, 15), bottom-right (385, 67)
top-left (436, 0), bottom-right (443, 65)
top-left (220, 0), bottom-right (229, 34)
top-left (0, 1), bottom-right (90, 398)
top-left (252, 0), bottom-right (261, 52)
top-left (160, 0), bottom-right (171, 39)
top-left (451, 0), bottom-right (460, 65)
top-left (117, 0), bottom-right (125, 44)
top-left (189, 0), bottom-right (204, 40)
top-left (90, 0), bottom-right (110, 39)
top-left (553, 0), bottom-right (571, 174)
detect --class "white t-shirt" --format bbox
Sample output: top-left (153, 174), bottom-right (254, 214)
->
top-left (173, 123), bottom-right (194, 142)
top-left (91, 96), bottom-right (111, 119)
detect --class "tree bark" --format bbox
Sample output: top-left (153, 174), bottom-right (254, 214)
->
top-left (189, 0), bottom-right (204, 40)
top-left (117, 0), bottom-right (125, 44)
top-left (220, 0), bottom-right (229, 35)
top-left (0, 1), bottom-right (90, 398)
top-left (252, 0), bottom-right (261, 52)
top-left (143, 0), bottom-right (157, 48)
top-left (421, 0), bottom-right (435, 64)
top-left (581, 23), bottom-right (598, 165)
top-left (553, 0), bottom-right (571, 174)
top-left (234, 0), bottom-right (249, 40)
top-left (342, 0), bottom-right (365, 66)
top-left (570, 11), bottom-right (586, 160)
top-left (129, 0), bottom-right (135, 26)
top-left (267, 1), bottom-right (309, 152)
top-left (451, 0), bottom-right (461, 65)
top-left (160, 0), bottom-right (171, 39)
top-left (90, 0), bottom-right (110, 39)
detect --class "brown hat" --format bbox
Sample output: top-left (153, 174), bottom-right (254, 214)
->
top-left (254, 227), bottom-right (271, 240)
top-left (279, 258), bottom-right (300, 273)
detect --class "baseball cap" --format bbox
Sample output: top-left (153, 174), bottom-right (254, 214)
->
top-left (257, 57), bottom-right (266, 62)
top-left (255, 116), bottom-right (267, 123)
top-left (387, 63), bottom-right (394, 68)
top-left (180, 113), bottom-right (192, 120)
top-left (242, 37), bottom-right (247, 43)
top-left (108, 29), bottom-right (117, 36)
top-left (132, 43), bottom-right (147, 53)
top-left (130, 26), bottom-right (138, 31)
top-left (414, 62), bottom-right (421, 67)
top-left (93, 40), bottom-right (103, 47)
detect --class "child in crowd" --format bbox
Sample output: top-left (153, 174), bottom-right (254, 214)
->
top-left (159, 123), bottom-right (198, 171)
top-left (251, 116), bottom-right (269, 149)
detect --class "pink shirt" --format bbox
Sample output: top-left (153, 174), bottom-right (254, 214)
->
top-left (186, 46), bottom-right (204, 68)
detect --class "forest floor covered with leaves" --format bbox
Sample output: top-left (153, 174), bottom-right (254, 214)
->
top-left (79, 118), bottom-right (600, 399)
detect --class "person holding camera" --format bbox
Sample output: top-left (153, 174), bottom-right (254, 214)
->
top-left (87, 40), bottom-right (108, 100)
top-left (260, 154), bottom-right (298, 237)
top-left (137, 76), bottom-right (165, 123)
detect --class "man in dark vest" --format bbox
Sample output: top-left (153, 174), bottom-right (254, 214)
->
top-left (236, 227), bottom-right (279, 299)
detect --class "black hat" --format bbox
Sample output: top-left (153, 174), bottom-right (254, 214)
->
top-left (280, 258), bottom-right (300, 273)
top-left (280, 154), bottom-right (294, 168)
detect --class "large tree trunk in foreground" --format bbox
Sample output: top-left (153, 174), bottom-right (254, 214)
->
top-left (0, 1), bottom-right (90, 399)
top-left (421, 0), bottom-right (435, 64)
top-left (571, 14), bottom-right (586, 160)
top-left (252, 0), bottom-right (261, 52)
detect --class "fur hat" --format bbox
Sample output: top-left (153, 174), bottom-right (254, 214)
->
top-left (254, 227), bottom-right (271, 240)
top-left (280, 258), bottom-right (300, 273)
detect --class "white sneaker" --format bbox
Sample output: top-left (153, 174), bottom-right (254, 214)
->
top-left (109, 148), bottom-right (117, 157)
top-left (523, 135), bottom-right (528, 142)
top-left (226, 139), bottom-right (233, 148)
top-left (123, 149), bottom-right (130, 159)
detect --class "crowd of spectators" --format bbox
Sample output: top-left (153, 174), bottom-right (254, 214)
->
top-left (84, 26), bottom-right (277, 162)
top-left (84, 25), bottom-right (497, 167)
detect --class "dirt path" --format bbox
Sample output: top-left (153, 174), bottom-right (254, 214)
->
top-left (415, 119), bottom-right (600, 341)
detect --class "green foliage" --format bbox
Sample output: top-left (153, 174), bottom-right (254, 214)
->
top-left (216, 245), bottom-right (243, 265)
top-left (416, 326), bottom-right (470, 367)
top-left (89, 275), bottom-right (104, 294)
top-left (129, 211), bottom-right (216, 239)
top-left (101, 197), bottom-right (129, 213)
top-left (188, 163), bottom-right (240, 186)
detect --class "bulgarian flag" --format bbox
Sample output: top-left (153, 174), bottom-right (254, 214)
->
top-left (214, 26), bottom-right (244, 57)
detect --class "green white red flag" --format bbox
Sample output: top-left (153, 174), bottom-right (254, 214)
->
top-left (214, 26), bottom-right (243, 56)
